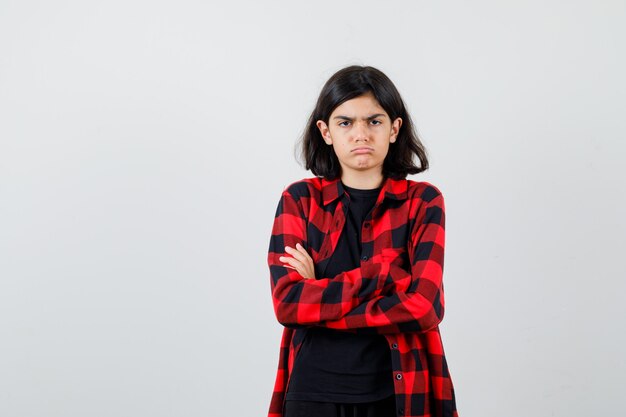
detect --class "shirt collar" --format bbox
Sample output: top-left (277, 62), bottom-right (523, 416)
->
top-left (321, 176), bottom-right (408, 206)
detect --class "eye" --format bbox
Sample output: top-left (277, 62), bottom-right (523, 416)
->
top-left (338, 121), bottom-right (351, 127)
top-left (370, 119), bottom-right (382, 125)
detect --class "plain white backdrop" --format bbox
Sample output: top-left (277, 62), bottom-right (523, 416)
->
top-left (1, 1), bottom-right (625, 416)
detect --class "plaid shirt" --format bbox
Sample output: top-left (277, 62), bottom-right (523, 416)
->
top-left (267, 176), bottom-right (458, 417)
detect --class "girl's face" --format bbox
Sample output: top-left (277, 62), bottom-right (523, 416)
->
top-left (316, 92), bottom-right (402, 183)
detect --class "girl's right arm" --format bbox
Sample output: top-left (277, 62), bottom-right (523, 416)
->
top-left (268, 190), bottom-right (389, 328)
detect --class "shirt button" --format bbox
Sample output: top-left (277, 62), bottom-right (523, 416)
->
top-left (396, 373), bottom-right (403, 380)
top-left (398, 408), bottom-right (404, 415)
top-left (361, 255), bottom-right (368, 261)
top-left (391, 343), bottom-right (398, 349)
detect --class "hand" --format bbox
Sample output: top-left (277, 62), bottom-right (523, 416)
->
top-left (278, 243), bottom-right (316, 279)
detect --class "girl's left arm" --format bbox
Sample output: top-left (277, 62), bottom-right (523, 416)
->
top-left (319, 188), bottom-right (447, 334)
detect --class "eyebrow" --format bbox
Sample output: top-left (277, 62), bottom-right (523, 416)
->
top-left (332, 113), bottom-right (388, 121)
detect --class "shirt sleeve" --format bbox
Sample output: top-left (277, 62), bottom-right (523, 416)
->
top-left (268, 190), bottom-right (390, 328)
top-left (318, 187), bottom-right (447, 334)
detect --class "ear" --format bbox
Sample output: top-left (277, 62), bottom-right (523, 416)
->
top-left (316, 120), bottom-right (333, 145)
top-left (389, 117), bottom-right (403, 143)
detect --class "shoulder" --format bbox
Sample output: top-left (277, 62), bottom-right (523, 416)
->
top-left (404, 180), bottom-right (446, 228)
top-left (405, 179), bottom-right (445, 204)
top-left (274, 177), bottom-right (325, 218)
top-left (280, 177), bottom-right (324, 201)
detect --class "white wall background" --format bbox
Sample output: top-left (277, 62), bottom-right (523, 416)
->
top-left (1, 1), bottom-right (624, 416)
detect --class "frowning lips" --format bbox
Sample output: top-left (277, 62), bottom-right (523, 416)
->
top-left (351, 146), bottom-right (375, 154)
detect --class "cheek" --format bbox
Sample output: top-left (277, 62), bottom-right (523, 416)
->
top-left (331, 144), bottom-right (352, 160)
top-left (380, 144), bottom-right (392, 158)
top-left (332, 141), bottom-right (350, 151)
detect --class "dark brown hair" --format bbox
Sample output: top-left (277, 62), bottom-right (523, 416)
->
top-left (298, 65), bottom-right (429, 179)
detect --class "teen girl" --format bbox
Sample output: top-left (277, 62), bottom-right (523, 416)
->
top-left (267, 66), bottom-right (458, 417)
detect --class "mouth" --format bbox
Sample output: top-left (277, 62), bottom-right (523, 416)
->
top-left (351, 147), bottom-right (374, 154)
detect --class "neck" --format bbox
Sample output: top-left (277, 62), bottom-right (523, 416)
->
top-left (340, 172), bottom-right (384, 190)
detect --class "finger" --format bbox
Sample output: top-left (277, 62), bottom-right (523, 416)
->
top-left (295, 243), bottom-right (314, 261)
top-left (279, 255), bottom-right (304, 271)
top-left (285, 246), bottom-right (308, 264)
top-left (294, 246), bottom-right (314, 276)
top-left (286, 262), bottom-right (309, 278)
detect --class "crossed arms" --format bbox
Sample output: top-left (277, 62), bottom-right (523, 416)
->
top-left (268, 186), bottom-right (446, 334)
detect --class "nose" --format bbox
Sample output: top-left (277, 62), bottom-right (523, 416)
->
top-left (353, 121), bottom-right (369, 142)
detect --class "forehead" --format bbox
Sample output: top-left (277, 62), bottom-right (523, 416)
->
top-left (330, 92), bottom-right (388, 117)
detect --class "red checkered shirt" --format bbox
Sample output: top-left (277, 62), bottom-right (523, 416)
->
top-left (267, 176), bottom-right (458, 417)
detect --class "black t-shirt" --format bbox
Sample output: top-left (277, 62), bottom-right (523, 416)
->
top-left (286, 183), bottom-right (394, 403)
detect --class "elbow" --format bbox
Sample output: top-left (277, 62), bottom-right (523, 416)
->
top-left (423, 289), bottom-right (445, 329)
top-left (272, 296), bottom-right (306, 329)
top-left (277, 319), bottom-right (305, 330)
top-left (412, 307), bottom-right (443, 332)
top-left (395, 304), bottom-right (444, 333)
top-left (272, 293), bottom-right (289, 325)
top-left (423, 298), bottom-right (445, 331)
top-left (274, 308), bottom-right (306, 329)
top-left (271, 274), bottom-right (309, 328)
top-left (273, 302), bottom-right (291, 326)
top-left (400, 290), bottom-right (445, 332)
top-left (426, 305), bottom-right (445, 331)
